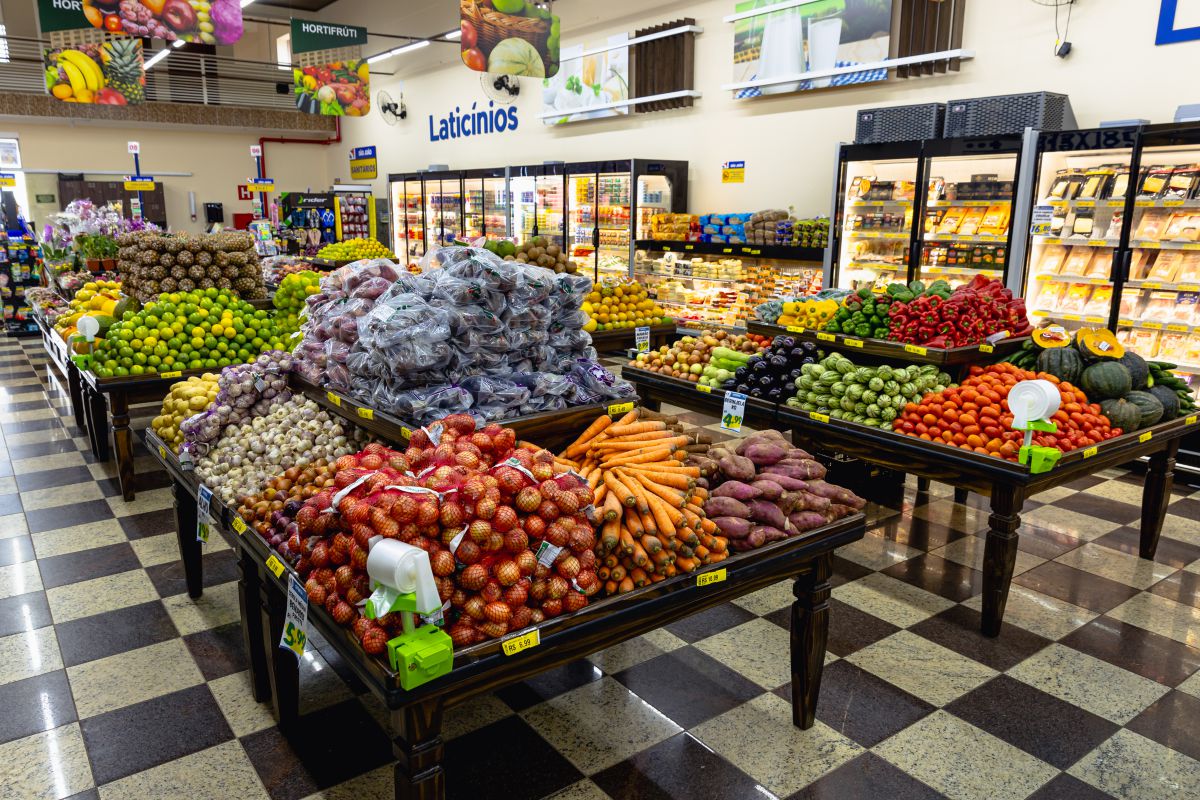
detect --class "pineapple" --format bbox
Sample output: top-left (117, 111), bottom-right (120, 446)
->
top-left (178, 279), bottom-right (196, 292)
top-left (160, 278), bottom-right (177, 292)
top-left (138, 250), bottom-right (157, 266)
top-left (159, 253), bottom-right (174, 269)
top-left (104, 38), bottom-right (144, 104)
top-left (149, 265), bottom-right (166, 280)
top-left (188, 264), bottom-right (205, 279)
top-left (196, 251), bottom-right (212, 267)
top-left (176, 250), bottom-right (194, 267)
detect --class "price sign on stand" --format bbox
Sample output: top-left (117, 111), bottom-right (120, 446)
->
top-left (1029, 205), bottom-right (1054, 236)
top-left (129, 196), bottom-right (143, 220)
top-left (0, 173), bottom-right (15, 188)
top-left (635, 326), bottom-right (650, 353)
top-left (127, 141), bottom-right (140, 154)
top-left (250, 145), bottom-right (262, 158)
top-left (279, 574), bottom-right (309, 658)
top-left (721, 391), bottom-right (747, 432)
top-left (196, 484), bottom-right (214, 544)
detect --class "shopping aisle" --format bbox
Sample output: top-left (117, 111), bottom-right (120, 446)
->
top-left (1, 339), bottom-right (1200, 800)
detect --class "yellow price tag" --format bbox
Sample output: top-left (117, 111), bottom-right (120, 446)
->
top-left (1179, 285), bottom-right (1200, 291)
top-left (501, 628), bottom-right (540, 656)
top-left (326, 391), bottom-right (342, 406)
top-left (1118, 319), bottom-right (1134, 327)
top-left (608, 401), bottom-right (634, 416)
top-left (1062, 314), bottom-right (1082, 321)
top-left (1142, 282), bottom-right (1163, 289)
top-left (1164, 199), bottom-right (1186, 207)
top-left (265, 555), bottom-right (285, 578)
top-left (816, 332), bottom-right (836, 342)
top-left (1076, 200), bottom-right (1095, 208)
top-left (1139, 431), bottom-right (1153, 443)
top-left (810, 412), bottom-right (830, 423)
top-left (157, 444), bottom-right (167, 459)
top-left (785, 326), bottom-right (806, 333)
top-left (696, 568), bottom-right (727, 587)
top-left (1167, 324), bottom-right (1190, 332)
top-left (356, 407), bottom-right (374, 420)
top-left (400, 427), bottom-right (412, 440)
top-left (844, 338), bottom-right (864, 348)
top-left (696, 384), bottom-right (712, 393)
top-left (161, 371), bottom-right (182, 379)
top-left (1187, 415), bottom-right (1198, 425)
top-left (979, 343), bottom-right (994, 354)
top-left (1141, 242), bottom-right (1161, 249)
top-left (904, 344), bottom-right (928, 356)
top-left (231, 515), bottom-right (247, 535)
top-left (1143, 322), bottom-right (1164, 330)
top-left (1082, 446), bottom-right (1098, 459)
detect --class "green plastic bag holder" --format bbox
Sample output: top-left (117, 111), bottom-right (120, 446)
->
top-left (365, 585), bottom-right (453, 690)
top-left (1016, 418), bottom-right (1061, 474)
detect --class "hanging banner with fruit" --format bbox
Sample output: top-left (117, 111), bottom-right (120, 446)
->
top-left (36, 0), bottom-right (146, 106)
top-left (77, 0), bottom-right (244, 45)
top-left (460, 0), bottom-right (560, 79)
top-left (290, 18), bottom-right (370, 116)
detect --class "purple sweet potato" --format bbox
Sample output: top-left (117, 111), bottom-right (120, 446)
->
top-left (734, 429), bottom-right (786, 454)
top-left (729, 534), bottom-right (763, 552)
top-left (805, 479), bottom-right (866, 509)
top-left (711, 481), bottom-right (762, 501)
top-left (752, 525), bottom-right (789, 544)
top-left (704, 496), bottom-right (752, 519)
top-left (711, 517), bottom-right (753, 539)
top-left (827, 503), bottom-right (854, 520)
top-left (762, 460), bottom-right (825, 481)
top-left (786, 447), bottom-right (814, 460)
top-left (780, 490), bottom-right (831, 514)
top-left (695, 477), bottom-right (710, 490)
top-left (763, 474), bottom-right (808, 492)
top-left (717, 454), bottom-right (756, 482)
top-left (788, 511), bottom-right (827, 531)
top-left (750, 479), bottom-right (785, 501)
top-left (772, 459), bottom-right (828, 479)
top-left (748, 499), bottom-right (789, 530)
top-left (743, 440), bottom-right (788, 466)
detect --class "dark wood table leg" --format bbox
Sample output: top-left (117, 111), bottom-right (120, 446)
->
top-left (109, 390), bottom-right (136, 500)
top-left (916, 476), bottom-right (931, 493)
top-left (953, 487), bottom-right (969, 504)
top-left (260, 576), bottom-right (299, 729)
top-left (67, 362), bottom-right (86, 432)
top-left (1140, 439), bottom-right (1181, 559)
top-left (393, 699), bottom-right (447, 800)
top-left (790, 552), bottom-right (832, 729)
top-left (238, 550), bottom-right (271, 702)
top-left (981, 484), bottom-right (1026, 637)
top-left (84, 386), bottom-right (107, 459)
top-left (172, 478), bottom-right (203, 599)
top-left (638, 391), bottom-right (661, 413)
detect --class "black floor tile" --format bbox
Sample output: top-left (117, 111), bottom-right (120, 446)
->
top-left (62, 790), bottom-right (100, 800)
top-left (908, 604), bottom-right (1053, 672)
top-left (1060, 616), bottom-right (1200, 687)
top-left (1171, 497), bottom-right (1200, 520)
top-left (117, 508), bottom-right (175, 540)
top-left (80, 684), bottom-right (234, 785)
top-left (441, 715), bottom-right (583, 800)
top-left (14, 465), bottom-right (94, 493)
top-left (945, 675), bottom-right (1118, 769)
top-left (594, 732), bottom-right (760, 800)
top-left (145, 549), bottom-right (238, 597)
top-left (98, 469), bottom-right (173, 498)
top-left (0, 493), bottom-right (22, 516)
top-left (809, 660), bottom-right (934, 748)
top-left (1, 418), bottom-right (64, 434)
top-left (613, 646), bottom-right (764, 729)
top-left (1093, 526), bottom-right (1200, 569)
top-left (0, 670), bottom-right (78, 745)
top-left (0, 535), bottom-right (34, 567)
top-left (494, 658), bottom-right (603, 711)
top-left (823, 598), bottom-right (901, 657)
top-left (243, 699), bottom-right (406, 800)
top-left (56, 601), bottom-right (180, 668)
top-left (0, 591), bottom-right (52, 638)
top-left (788, 752), bottom-right (948, 800)
top-left (24, 499), bottom-right (114, 533)
top-left (1148, 569), bottom-right (1200, 610)
top-left (830, 555), bottom-right (873, 588)
top-left (663, 601), bottom-right (756, 643)
top-left (1025, 773), bottom-right (1116, 800)
top-left (37, 542), bottom-right (141, 589)
top-left (183, 622), bottom-right (250, 681)
top-left (1053, 492), bottom-right (1142, 526)
top-left (1126, 690), bottom-right (1200, 763)
top-left (881, 553), bottom-right (982, 602)
top-left (871, 514), bottom-right (972, 552)
top-left (5, 439), bottom-right (78, 461)
top-left (1059, 474), bottom-right (1109, 493)
top-left (1013, 561), bottom-right (1141, 614)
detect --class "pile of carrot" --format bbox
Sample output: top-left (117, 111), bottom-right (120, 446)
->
top-left (558, 408), bottom-right (729, 595)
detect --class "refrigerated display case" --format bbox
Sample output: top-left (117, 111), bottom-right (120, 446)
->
top-left (425, 173), bottom-right (464, 250)
top-left (392, 176), bottom-right (426, 263)
top-left (510, 164), bottom-right (565, 251)
top-left (462, 168), bottom-right (510, 242)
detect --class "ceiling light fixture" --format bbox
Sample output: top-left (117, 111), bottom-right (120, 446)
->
top-left (443, 28), bottom-right (462, 40)
top-left (366, 39), bottom-right (430, 65)
top-left (145, 39), bottom-right (184, 70)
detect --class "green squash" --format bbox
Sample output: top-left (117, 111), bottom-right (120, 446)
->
top-left (1081, 361), bottom-right (1132, 401)
top-left (1100, 398), bottom-right (1141, 432)
top-left (1117, 351), bottom-right (1150, 390)
top-left (1148, 385), bottom-right (1181, 420)
top-left (1037, 346), bottom-right (1084, 384)
top-left (1124, 390), bottom-right (1164, 428)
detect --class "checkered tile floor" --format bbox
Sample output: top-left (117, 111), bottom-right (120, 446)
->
top-left (1, 341), bottom-right (1199, 800)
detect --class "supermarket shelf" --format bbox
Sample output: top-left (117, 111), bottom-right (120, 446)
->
top-left (1032, 310), bottom-right (1111, 325)
top-left (635, 240), bottom-right (825, 261)
top-left (1116, 317), bottom-right (1198, 334)
top-left (843, 231), bottom-right (911, 241)
top-left (927, 199), bottom-right (1012, 208)
top-left (634, 270), bottom-right (744, 286)
top-left (1124, 280), bottom-right (1200, 292)
top-left (746, 322), bottom-right (1029, 366)
top-left (1032, 236), bottom-right (1121, 248)
top-left (844, 262), bottom-right (904, 272)
top-left (675, 321), bottom-right (747, 334)
top-left (1034, 273), bottom-right (1113, 286)
top-left (922, 233), bottom-right (1010, 244)
top-left (1048, 198), bottom-right (1127, 209)
top-left (1133, 198), bottom-right (1200, 209)
top-left (847, 199), bottom-right (913, 208)
top-left (1130, 240), bottom-right (1200, 251)
top-left (921, 266), bottom-right (1003, 276)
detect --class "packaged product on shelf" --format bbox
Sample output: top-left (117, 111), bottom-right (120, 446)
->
top-left (1119, 288), bottom-right (1143, 318)
top-left (1084, 285), bottom-right (1113, 316)
top-left (1164, 212), bottom-right (1200, 241)
top-left (1179, 253), bottom-right (1200, 284)
top-left (1158, 332), bottom-right (1190, 361)
top-left (1104, 212), bottom-right (1124, 240)
top-left (1143, 291), bottom-right (1179, 321)
top-left (1084, 251), bottom-right (1114, 280)
top-left (1035, 281), bottom-right (1067, 311)
top-left (1062, 247), bottom-right (1094, 276)
top-left (1171, 292), bottom-right (1198, 324)
top-left (1061, 284), bottom-right (1092, 314)
top-left (1134, 209), bottom-right (1170, 239)
top-left (1147, 252), bottom-right (1183, 283)
top-left (1131, 250), bottom-right (1156, 281)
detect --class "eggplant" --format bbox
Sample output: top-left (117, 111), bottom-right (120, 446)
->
top-left (752, 360), bottom-right (769, 373)
top-left (789, 347), bottom-right (807, 361)
top-left (749, 387), bottom-right (764, 398)
top-left (758, 375), bottom-right (774, 388)
top-left (736, 383), bottom-right (752, 394)
top-left (734, 366), bottom-right (749, 381)
top-left (801, 340), bottom-right (818, 352)
top-left (769, 355), bottom-right (787, 368)
top-left (777, 336), bottom-right (796, 349)
top-left (788, 367), bottom-right (804, 381)
top-left (767, 387), bottom-right (783, 403)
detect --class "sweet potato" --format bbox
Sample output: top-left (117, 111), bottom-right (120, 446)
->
top-left (711, 481), bottom-right (761, 501)
top-left (788, 511), bottom-right (827, 531)
top-left (827, 503), bottom-right (854, 520)
top-left (762, 460), bottom-right (826, 481)
top-left (733, 430), bottom-right (784, 456)
top-left (708, 445), bottom-right (735, 463)
top-left (704, 496), bottom-right (751, 519)
top-left (690, 457), bottom-right (720, 478)
top-left (743, 440), bottom-right (789, 466)
top-left (711, 516), bottom-right (752, 539)
top-left (750, 479), bottom-right (784, 501)
top-left (786, 447), bottom-right (813, 460)
top-left (730, 527), bottom-right (768, 550)
top-left (695, 477), bottom-right (709, 490)
top-left (805, 479), bottom-right (866, 509)
top-left (763, 474), bottom-right (808, 492)
top-left (781, 490), bottom-right (831, 513)
top-left (755, 525), bottom-right (789, 543)
top-left (717, 454), bottom-right (756, 482)
top-left (748, 499), bottom-right (789, 530)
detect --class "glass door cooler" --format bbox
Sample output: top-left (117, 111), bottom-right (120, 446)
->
top-left (830, 142), bottom-right (922, 293)
top-left (389, 175), bottom-right (426, 265)
top-left (425, 172), bottom-right (464, 249)
top-left (1019, 128), bottom-right (1139, 337)
top-left (917, 136), bottom-right (1022, 289)
top-left (461, 168), bottom-right (509, 243)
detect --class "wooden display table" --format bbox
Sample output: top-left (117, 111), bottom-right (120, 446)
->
top-left (622, 365), bottom-right (1198, 638)
top-left (146, 429), bottom-right (865, 800)
top-left (36, 315), bottom-right (86, 431)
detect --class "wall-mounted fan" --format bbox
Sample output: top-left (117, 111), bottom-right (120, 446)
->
top-left (378, 89), bottom-right (406, 125)
top-left (480, 73), bottom-right (521, 104)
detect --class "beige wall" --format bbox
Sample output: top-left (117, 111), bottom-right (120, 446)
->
top-left (330, 0), bottom-right (1200, 216)
top-left (3, 121), bottom-right (334, 233)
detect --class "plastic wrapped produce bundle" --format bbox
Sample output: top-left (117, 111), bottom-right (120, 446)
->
top-left (180, 350), bottom-right (294, 459)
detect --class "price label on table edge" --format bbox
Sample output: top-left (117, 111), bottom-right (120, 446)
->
top-left (785, 325), bottom-right (805, 333)
top-left (501, 628), bottom-right (540, 656)
top-left (816, 332), bottom-right (836, 342)
top-left (326, 391), bottom-right (342, 406)
top-left (264, 554), bottom-right (286, 578)
top-left (1082, 445), bottom-right (1098, 458)
top-left (157, 444), bottom-right (166, 459)
top-left (1139, 431), bottom-right (1153, 443)
top-left (1188, 415), bottom-right (1198, 425)
top-left (635, 326), bottom-right (650, 353)
top-left (196, 483), bottom-right (214, 527)
top-left (810, 412), bottom-right (830, 423)
top-left (979, 344), bottom-right (994, 353)
top-left (696, 568), bottom-right (727, 587)
top-left (608, 401), bottom-right (634, 417)
top-left (231, 515), bottom-right (247, 535)
top-left (904, 344), bottom-right (928, 356)
top-left (844, 338), bottom-right (864, 348)
top-left (696, 384), bottom-right (712, 393)
top-left (279, 574), bottom-right (309, 659)
top-left (161, 370), bottom-right (181, 378)
top-left (356, 406), bottom-right (374, 420)
top-left (720, 392), bottom-right (747, 432)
